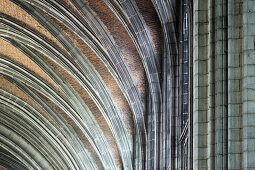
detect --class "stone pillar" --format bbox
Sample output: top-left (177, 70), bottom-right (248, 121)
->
top-left (215, 0), bottom-right (228, 169)
top-left (227, 0), bottom-right (243, 169)
top-left (208, 0), bottom-right (216, 169)
top-left (193, 0), bottom-right (209, 169)
top-left (242, 0), bottom-right (255, 169)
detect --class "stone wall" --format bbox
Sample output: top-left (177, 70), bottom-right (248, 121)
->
top-left (192, 0), bottom-right (255, 169)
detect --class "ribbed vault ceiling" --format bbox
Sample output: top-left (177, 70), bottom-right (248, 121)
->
top-left (0, 0), bottom-right (162, 169)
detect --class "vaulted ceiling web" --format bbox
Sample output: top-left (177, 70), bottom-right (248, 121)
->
top-left (0, 0), bottom-right (162, 169)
